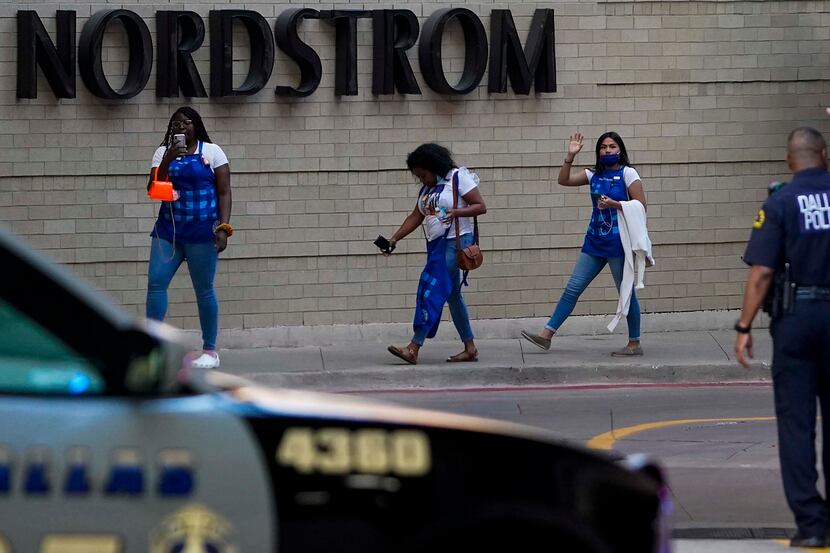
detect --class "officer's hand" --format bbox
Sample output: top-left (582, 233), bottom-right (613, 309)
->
top-left (735, 332), bottom-right (753, 369)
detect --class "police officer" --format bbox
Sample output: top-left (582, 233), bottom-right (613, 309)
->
top-left (736, 127), bottom-right (830, 548)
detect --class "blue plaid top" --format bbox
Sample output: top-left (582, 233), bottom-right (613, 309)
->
top-left (152, 141), bottom-right (220, 244)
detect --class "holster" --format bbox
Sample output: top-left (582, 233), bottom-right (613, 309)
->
top-left (762, 262), bottom-right (794, 319)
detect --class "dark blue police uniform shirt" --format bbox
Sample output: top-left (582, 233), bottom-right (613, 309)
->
top-left (743, 167), bottom-right (830, 286)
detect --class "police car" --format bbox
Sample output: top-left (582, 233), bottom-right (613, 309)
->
top-left (0, 231), bottom-right (668, 553)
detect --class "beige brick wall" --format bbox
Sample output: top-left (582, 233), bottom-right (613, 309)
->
top-left (2, 1), bottom-right (830, 338)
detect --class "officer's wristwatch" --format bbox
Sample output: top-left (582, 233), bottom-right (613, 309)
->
top-left (734, 321), bottom-right (752, 334)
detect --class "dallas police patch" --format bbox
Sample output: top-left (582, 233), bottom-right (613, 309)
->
top-left (753, 208), bottom-right (765, 229)
top-left (797, 192), bottom-right (830, 233)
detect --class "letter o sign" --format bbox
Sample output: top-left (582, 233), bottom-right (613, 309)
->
top-left (418, 8), bottom-right (488, 95)
top-left (79, 10), bottom-right (153, 99)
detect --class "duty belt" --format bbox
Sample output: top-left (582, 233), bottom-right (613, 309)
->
top-left (795, 286), bottom-right (830, 301)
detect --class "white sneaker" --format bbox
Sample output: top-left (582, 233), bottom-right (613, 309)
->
top-left (191, 351), bottom-right (220, 369)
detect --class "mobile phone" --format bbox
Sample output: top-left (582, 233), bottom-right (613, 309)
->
top-left (374, 235), bottom-right (394, 254)
top-left (173, 133), bottom-right (186, 149)
top-left (591, 193), bottom-right (603, 202)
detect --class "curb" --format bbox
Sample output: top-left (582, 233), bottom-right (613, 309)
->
top-left (672, 527), bottom-right (793, 540)
top-left (240, 363), bottom-right (772, 392)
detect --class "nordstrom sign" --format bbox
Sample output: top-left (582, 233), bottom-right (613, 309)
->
top-left (17, 8), bottom-right (557, 101)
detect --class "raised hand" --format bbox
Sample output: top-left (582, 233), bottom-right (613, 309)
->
top-left (568, 132), bottom-right (584, 157)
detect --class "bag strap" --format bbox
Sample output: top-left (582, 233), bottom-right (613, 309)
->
top-left (417, 184), bottom-right (429, 242)
top-left (453, 170), bottom-right (478, 249)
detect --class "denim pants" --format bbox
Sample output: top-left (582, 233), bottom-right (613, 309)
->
top-left (546, 252), bottom-right (641, 341)
top-left (146, 237), bottom-right (218, 350)
top-left (412, 232), bottom-right (475, 346)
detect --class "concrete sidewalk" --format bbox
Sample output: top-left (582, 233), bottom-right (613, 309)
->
top-left (674, 540), bottom-right (801, 552)
top-left (213, 326), bottom-right (772, 392)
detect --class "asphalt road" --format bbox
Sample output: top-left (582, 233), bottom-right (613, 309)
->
top-left (359, 383), bottom-right (793, 531)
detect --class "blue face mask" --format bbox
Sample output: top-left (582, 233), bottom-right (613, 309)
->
top-left (600, 153), bottom-right (620, 166)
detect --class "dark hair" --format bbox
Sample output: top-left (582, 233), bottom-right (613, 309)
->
top-left (594, 131), bottom-right (632, 173)
top-left (788, 127), bottom-right (826, 154)
top-left (406, 143), bottom-right (456, 178)
top-left (159, 106), bottom-right (213, 147)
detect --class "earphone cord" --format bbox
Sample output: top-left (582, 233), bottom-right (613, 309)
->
top-left (597, 206), bottom-right (613, 236)
top-left (152, 201), bottom-right (177, 264)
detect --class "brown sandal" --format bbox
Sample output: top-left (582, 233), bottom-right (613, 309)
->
top-left (388, 345), bottom-right (418, 365)
top-left (446, 350), bottom-right (479, 363)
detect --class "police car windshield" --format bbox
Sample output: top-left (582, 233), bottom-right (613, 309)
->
top-left (0, 298), bottom-right (105, 395)
top-left (0, 232), bottom-right (176, 396)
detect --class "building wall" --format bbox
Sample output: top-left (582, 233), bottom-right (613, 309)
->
top-left (2, 1), bottom-right (829, 337)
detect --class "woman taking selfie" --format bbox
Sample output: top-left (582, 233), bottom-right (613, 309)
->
top-left (382, 143), bottom-right (486, 364)
top-left (522, 131), bottom-right (647, 356)
top-left (146, 106), bottom-right (232, 369)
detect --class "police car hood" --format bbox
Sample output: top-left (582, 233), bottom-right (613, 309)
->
top-left (207, 370), bottom-right (567, 446)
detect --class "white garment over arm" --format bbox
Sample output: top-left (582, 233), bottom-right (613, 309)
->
top-left (608, 199), bottom-right (655, 332)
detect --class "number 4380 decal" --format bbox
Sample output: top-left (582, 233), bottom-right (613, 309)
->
top-left (276, 428), bottom-right (431, 477)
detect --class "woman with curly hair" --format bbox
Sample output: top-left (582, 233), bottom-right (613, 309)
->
top-left (382, 143), bottom-right (487, 365)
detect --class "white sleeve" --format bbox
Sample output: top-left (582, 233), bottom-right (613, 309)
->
top-left (585, 169), bottom-right (594, 181)
top-left (456, 167), bottom-right (479, 196)
top-left (204, 143), bottom-right (229, 170)
top-left (151, 146), bottom-right (166, 168)
top-left (624, 167), bottom-right (641, 188)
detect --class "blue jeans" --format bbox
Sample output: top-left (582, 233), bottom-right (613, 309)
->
top-left (412, 233), bottom-right (475, 346)
top-left (546, 252), bottom-right (641, 341)
top-left (146, 237), bottom-right (218, 350)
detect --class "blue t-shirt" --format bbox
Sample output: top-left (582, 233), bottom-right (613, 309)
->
top-left (582, 166), bottom-right (639, 258)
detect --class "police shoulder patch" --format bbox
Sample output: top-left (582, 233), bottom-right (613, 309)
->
top-left (753, 208), bottom-right (765, 229)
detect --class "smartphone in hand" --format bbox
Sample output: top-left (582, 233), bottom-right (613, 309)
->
top-left (173, 133), bottom-right (186, 150)
top-left (590, 193), bottom-right (603, 203)
top-left (374, 235), bottom-right (395, 254)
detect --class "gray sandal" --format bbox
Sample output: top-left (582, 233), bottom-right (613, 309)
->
top-left (521, 330), bottom-right (551, 351)
top-left (611, 345), bottom-right (643, 356)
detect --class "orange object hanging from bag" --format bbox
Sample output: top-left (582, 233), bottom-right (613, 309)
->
top-left (148, 167), bottom-right (175, 201)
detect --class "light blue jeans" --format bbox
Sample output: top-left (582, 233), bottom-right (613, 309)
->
top-left (146, 237), bottom-right (218, 350)
top-left (546, 252), bottom-right (641, 341)
top-left (412, 233), bottom-right (475, 346)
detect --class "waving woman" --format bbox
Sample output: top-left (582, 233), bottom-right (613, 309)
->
top-left (522, 131), bottom-right (647, 356)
